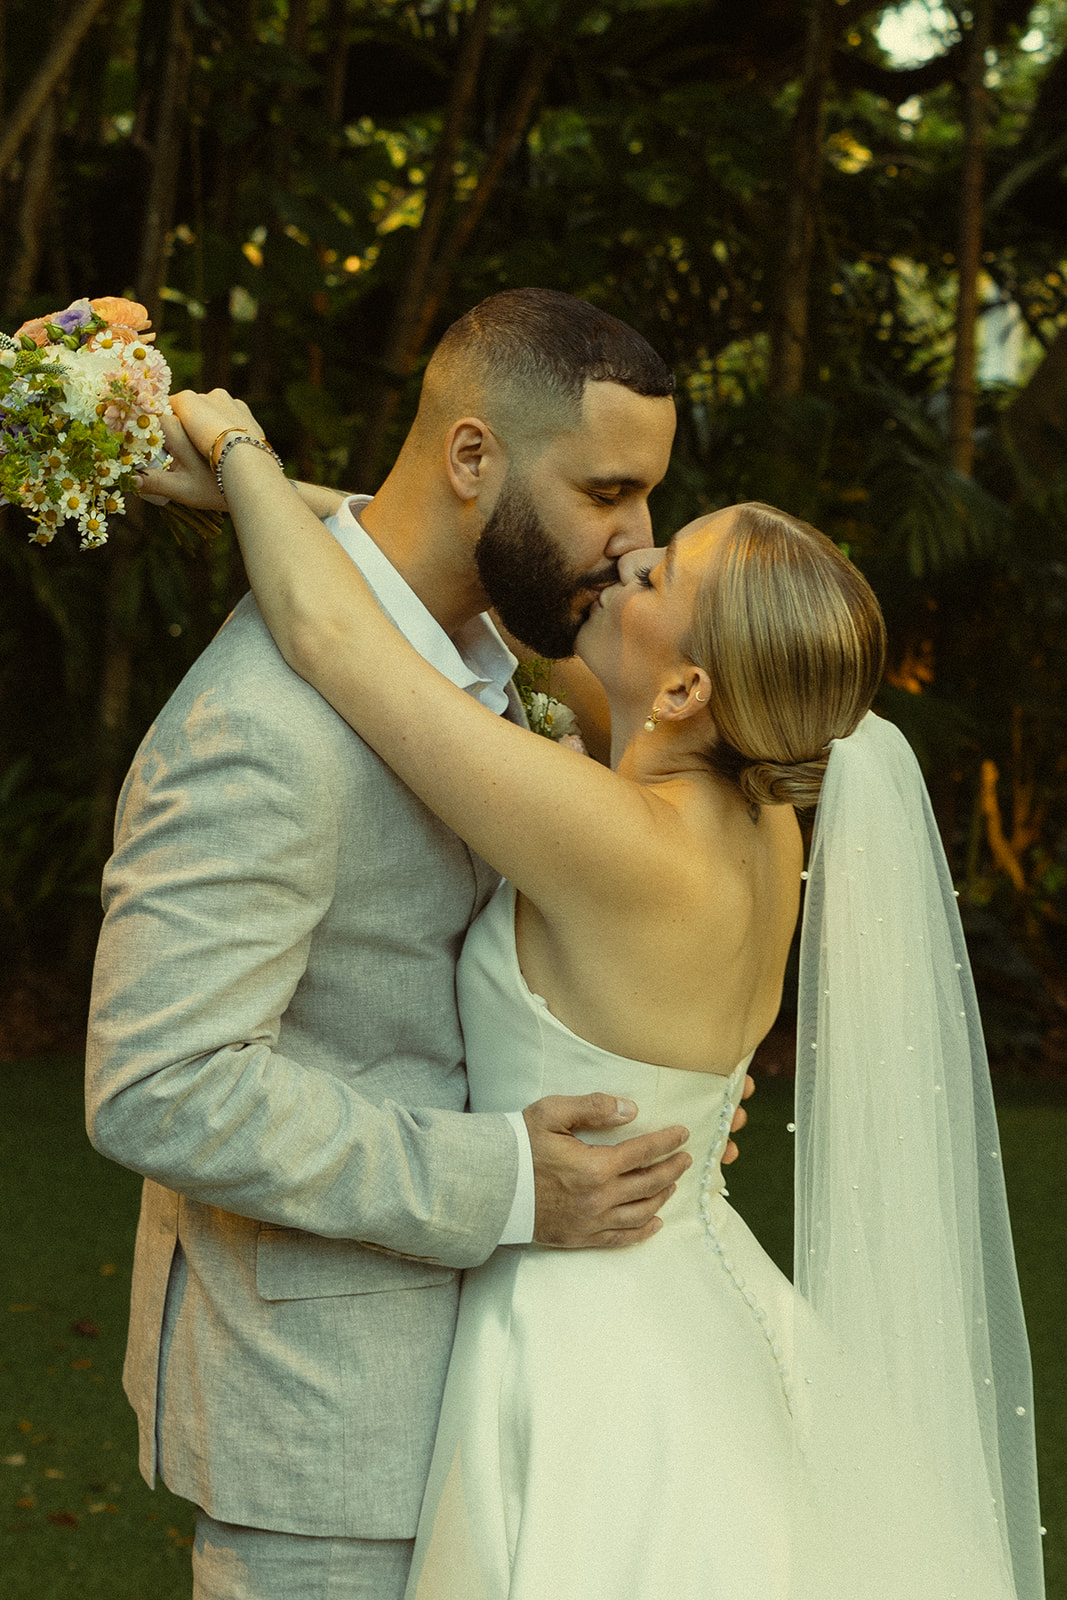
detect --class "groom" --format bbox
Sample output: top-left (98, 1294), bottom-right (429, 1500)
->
top-left (86, 288), bottom-right (741, 1600)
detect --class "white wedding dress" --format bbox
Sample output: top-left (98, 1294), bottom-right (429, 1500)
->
top-left (403, 875), bottom-right (1033, 1600)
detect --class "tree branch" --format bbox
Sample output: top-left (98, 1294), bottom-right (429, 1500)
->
top-left (134, 0), bottom-right (193, 328)
top-left (0, 0), bottom-right (111, 178)
top-left (979, 759), bottom-right (1027, 891)
top-left (355, 0), bottom-right (497, 480)
top-left (418, 44), bottom-right (550, 347)
top-left (947, 0), bottom-right (991, 477)
top-left (829, 0), bottom-right (1034, 101)
top-left (769, 0), bottom-right (835, 399)
top-left (988, 127), bottom-right (1067, 215)
top-left (830, 41), bottom-right (966, 100)
top-left (381, 0), bottom-right (496, 379)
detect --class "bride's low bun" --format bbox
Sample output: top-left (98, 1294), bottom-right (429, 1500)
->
top-left (738, 754), bottom-right (830, 810)
top-left (706, 739), bottom-right (832, 810)
top-left (683, 503), bottom-right (886, 810)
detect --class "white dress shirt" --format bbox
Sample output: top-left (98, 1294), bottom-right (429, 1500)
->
top-left (326, 495), bottom-right (536, 1245)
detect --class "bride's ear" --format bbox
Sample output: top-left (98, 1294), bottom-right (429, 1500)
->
top-left (658, 665), bottom-right (713, 724)
top-left (445, 418), bottom-right (504, 503)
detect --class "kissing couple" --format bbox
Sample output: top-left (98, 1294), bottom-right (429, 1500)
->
top-left (87, 288), bottom-right (1044, 1600)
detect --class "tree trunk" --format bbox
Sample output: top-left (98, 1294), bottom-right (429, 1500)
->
top-left (134, 0), bottom-right (193, 330)
top-left (199, 0), bottom-right (257, 392)
top-left (0, 0), bottom-right (7, 125)
top-left (0, 0), bottom-right (110, 178)
top-left (286, 0), bottom-right (311, 57)
top-left (768, 0), bottom-right (834, 399)
top-left (419, 45), bottom-right (549, 344)
top-left (947, 0), bottom-right (992, 477)
top-left (321, 0), bottom-right (350, 127)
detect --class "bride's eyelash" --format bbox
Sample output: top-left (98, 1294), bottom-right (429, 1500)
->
top-left (634, 566), bottom-right (655, 589)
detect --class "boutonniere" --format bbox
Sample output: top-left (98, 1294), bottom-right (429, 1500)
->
top-left (514, 659), bottom-right (587, 754)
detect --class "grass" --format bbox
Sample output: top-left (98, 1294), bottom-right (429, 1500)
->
top-left (1, 1059), bottom-right (1064, 1597)
top-left (1, 1057), bottom-right (195, 1599)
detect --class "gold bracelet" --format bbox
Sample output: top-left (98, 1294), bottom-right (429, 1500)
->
top-left (208, 427), bottom-right (249, 474)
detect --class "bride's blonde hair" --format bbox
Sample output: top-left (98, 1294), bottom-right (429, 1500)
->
top-left (683, 502), bottom-right (886, 809)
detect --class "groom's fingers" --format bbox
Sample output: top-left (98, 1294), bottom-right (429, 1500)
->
top-left (721, 1072), bottom-right (755, 1166)
top-left (525, 1095), bottom-right (691, 1249)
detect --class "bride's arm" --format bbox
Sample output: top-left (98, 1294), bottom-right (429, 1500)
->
top-left (170, 392), bottom-right (686, 923)
top-left (138, 414), bottom-right (348, 520)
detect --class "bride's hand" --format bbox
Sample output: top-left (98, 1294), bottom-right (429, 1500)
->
top-left (137, 413), bottom-right (227, 509)
top-left (169, 387), bottom-right (266, 462)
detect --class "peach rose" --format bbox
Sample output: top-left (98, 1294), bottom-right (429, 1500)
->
top-left (90, 296), bottom-right (151, 330)
top-left (14, 316), bottom-right (55, 348)
top-left (90, 297), bottom-right (156, 342)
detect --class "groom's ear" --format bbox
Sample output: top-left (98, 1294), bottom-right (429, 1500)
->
top-left (445, 417), bottom-right (504, 503)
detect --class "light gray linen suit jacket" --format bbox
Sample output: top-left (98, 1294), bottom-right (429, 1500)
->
top-left (85, 509), bottom-right (519, 1539)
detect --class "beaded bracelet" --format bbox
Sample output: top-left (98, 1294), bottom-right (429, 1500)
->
top-left (214, 433), bottom-right (284, 492)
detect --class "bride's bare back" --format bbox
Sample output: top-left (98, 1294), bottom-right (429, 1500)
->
top-left (514, 776), bottom-right (802, 1076)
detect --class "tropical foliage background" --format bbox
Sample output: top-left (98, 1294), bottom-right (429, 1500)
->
top-left (1, 0), bottom-right (1065, 1065)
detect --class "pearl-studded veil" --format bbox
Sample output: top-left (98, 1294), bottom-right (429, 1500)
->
top-left (788, 712), bottom-right (1044, 1599)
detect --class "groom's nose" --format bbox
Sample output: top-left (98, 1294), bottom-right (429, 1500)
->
top-left (603, 499), bottom-right (656, 559)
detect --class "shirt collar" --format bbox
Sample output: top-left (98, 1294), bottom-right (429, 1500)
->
top-left (324, 494), bottom-right (517, 716)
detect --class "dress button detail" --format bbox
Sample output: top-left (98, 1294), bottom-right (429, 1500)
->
top-left (699, 1063), bottom-right (794, 1414)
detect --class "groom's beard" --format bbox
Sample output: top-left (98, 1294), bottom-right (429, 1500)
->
top-left (475, 474), bottom-right (615, 659)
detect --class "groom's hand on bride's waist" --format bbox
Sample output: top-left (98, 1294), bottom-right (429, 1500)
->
top-left (524, 1094), bottom-right (693, 1249)
top-left (721, 1073), bottom-right (754, 1168)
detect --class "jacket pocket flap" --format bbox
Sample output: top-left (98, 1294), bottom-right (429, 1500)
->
top-left (256, 1225), bottom-right (456, 1301)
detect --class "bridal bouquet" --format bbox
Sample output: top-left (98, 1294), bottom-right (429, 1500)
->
top-left (0, 296), bottom-right (171, 548)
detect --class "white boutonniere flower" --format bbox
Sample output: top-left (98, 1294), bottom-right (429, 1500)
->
top-left (515, 662), bottom-right (588, 755)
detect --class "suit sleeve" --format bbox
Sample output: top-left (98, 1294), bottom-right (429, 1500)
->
top-left (85, 678), bottom-right (518, 1269)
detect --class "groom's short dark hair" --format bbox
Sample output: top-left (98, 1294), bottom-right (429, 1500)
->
top-left (420, 288), bottom-right (675, 457)
top-left (439, 288), bottom-right (675, 404)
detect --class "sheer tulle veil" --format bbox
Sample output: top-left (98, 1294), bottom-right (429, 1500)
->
top-left (789, 711), bottom-right (1044, 1599)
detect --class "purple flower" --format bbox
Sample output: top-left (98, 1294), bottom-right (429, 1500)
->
top-left (50, 299), bottom-right (95, 335)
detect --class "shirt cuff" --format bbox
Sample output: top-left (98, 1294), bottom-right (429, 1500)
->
top-left (498, 1110), bottom-right (535, 1244)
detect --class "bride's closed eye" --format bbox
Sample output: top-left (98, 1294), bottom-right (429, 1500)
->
top-left (633, 565), bottom-right (656, 589)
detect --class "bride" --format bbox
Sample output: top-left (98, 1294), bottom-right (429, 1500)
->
top-left (159, 392), bottom-right (1043, 1600)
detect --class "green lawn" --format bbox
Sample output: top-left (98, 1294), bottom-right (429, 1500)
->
top-left (1, 1058), bottom-right (196, 1599)
top-left (2, 1060), bottom-right (1064, 1597)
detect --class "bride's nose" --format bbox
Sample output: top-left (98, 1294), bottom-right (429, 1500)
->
top-left (617, 547), bottom-right (665, 584)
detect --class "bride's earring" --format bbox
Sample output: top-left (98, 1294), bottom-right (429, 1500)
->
top-left (694, 692), bottom-right (707, 704)
top-left (644, 706), bottom-right (661, 732)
